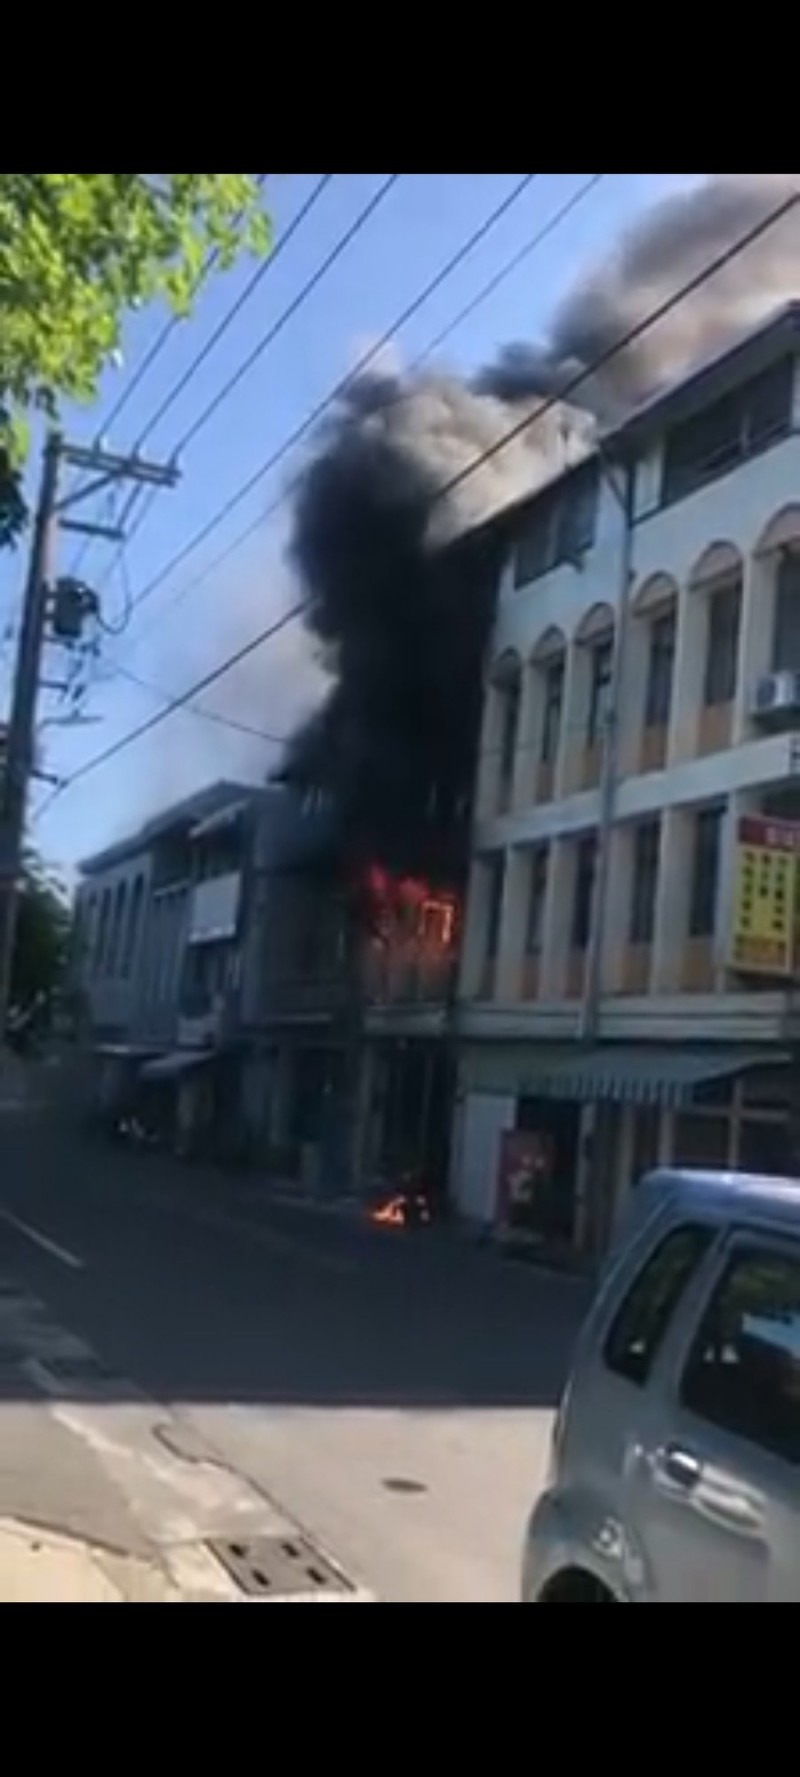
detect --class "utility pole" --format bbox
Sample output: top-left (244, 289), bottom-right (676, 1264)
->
top-left (0, 433), bottom-right (178, 1050)
top-left (579, 452), bottom-right (636, 1048)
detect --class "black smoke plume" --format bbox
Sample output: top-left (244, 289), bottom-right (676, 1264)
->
top-left (286, 176), bottom-right (800, 879)
top-left (286, 371), bottom-right (588, 879)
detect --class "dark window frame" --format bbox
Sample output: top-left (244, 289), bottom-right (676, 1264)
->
top-left (773, 551), bottom-right (800, 674)
top-left (605, 1224), bottom-right (715, 1389)
top-left (704, 578), bottom-right (743, 708)
top-left (662, 358), bottom-right (794, 508)
top-left (485, 856), bottom-right (506, 962)
top-left (681, 1239), bottom-right (800, 1467)
top-left (499, 676), bottom-right (522, 796)
top-left (515, 464), bottom-right (600, 589)
top-left (630, 819), bottom-right (661, 947)
top-left (572, 835), bottom-right (598, 953)
top-left (689, 805), bottom-right (725, 940)
top-left (645, 610), bottom-right (677, 731)
top-left (587, 638), bottom-right (615, 751)
top-left (541, 657), bottom-right (566, 766)
top-left (526, 848), bottom-right (550, 958)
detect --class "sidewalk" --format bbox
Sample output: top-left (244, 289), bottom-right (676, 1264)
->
top-left (0, 1520), bottom-right (178, 1604)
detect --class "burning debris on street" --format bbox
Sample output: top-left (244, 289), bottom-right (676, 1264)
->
top-left (284, 176), bottom-right (800, 888)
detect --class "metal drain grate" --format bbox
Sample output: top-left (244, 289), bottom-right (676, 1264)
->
top-left (209, 1535), bottom-right (352, 1601)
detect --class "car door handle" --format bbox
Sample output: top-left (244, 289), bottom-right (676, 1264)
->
top-left (661, 1444), bottom-right (703, 1492)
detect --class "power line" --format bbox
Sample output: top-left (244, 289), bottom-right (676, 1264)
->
top-left (433, 184), bottom-right (800, 513)
top-left (38, 604), bottom-right (304, 815)
top-left (101, 172), bottom-right (552, 710)
top-left (120, 172), bottom-right (542, 643)
top-left (111, 659), bottom-right (289, 745)
top-left (91, 174), bottom-right (394, 630)
top-left (128, 173), bottom-right (604, 646)
top-left (41, 180), bottom-right (800, 817)
top-left (88, 175), bottom-right (334, 613)
top-left (84, 174), bottom-right (325, 607)
top-left (70, 174), bottom-right (272, 579)
top-left (409, 174), bottom-right (606, 370)
top-left (96, 174), bottom-right (272, 444)
top-left (141, 176), bottom-right (333, 451)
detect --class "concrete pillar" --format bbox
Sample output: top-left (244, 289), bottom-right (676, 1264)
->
top-left (653, 810), bottom-right (692, 992)
top-left (497, 849), bottom-right (528, 1001)
top-left (475, 683), bottom-right (500, 821)
top-left (540, 838), bottom-right (572, 1000)
top-left (512, 663), bottom-right (537, 814)
top-left (735, 551), bottom-right (776, 745)
top-left (670, 585), bottom-right (706, 765)
top-left (601, 825), bottom-right (634, 998)
top-left (556, 642), bottom-right (584, 800)
top-left (460, 858), bottom-right (491, 1000)
top-left (618, 615), bottom-right (649, 779)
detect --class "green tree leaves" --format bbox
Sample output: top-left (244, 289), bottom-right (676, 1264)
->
top-left (0, 174), bottom-right (269, 540)
top-left (11, 851), bottom-right (70, 1011)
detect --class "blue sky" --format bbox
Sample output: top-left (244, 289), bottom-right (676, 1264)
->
top-left (7, 173), bottom-right (704, 875)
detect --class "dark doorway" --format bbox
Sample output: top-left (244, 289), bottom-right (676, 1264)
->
top-left (516, 1098), bottom-right (580, 1243)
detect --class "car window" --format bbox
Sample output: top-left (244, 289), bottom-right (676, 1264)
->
top-left (606, 1226), bottom-right (714, 1388)
top-left (682, 1243), bottom-right (800, 1467)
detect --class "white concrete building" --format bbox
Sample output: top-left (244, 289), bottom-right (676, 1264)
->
top-left (75, 782), bottom-right (255, 1051)
top-left (454, 304), bottom-right (800, 1253)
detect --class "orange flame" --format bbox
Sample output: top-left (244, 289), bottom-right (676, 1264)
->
top-left (369, 1194), bottom-right (433, 1231)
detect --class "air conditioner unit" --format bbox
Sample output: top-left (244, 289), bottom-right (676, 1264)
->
top-left (753, 671), bottom-right (800, 725)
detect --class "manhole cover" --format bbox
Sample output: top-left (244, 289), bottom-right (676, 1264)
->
top-left (383, 1477), bottom-right (428, 1498)
top-left (209, 1536), bottom-right (352, 1601)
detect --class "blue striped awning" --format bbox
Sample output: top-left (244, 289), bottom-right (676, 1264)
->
top-left (526, 1048), bottom-right (788, 1110)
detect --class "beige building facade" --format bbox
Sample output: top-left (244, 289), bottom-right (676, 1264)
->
top-left (453, 306), bottom-right (800, 1253)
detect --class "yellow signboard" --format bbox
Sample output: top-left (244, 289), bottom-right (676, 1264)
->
top-left (730, 816), bottom-right (800, 978)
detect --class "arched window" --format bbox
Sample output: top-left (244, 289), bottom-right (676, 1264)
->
top-left (489, 652), bottom-right (523, 813)
top-left (689, 544), bottom-right (744, 712)
top-left (576, 605), bottom-right (616, 751)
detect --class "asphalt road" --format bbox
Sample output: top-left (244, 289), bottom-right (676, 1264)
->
top-left (0, 1116), bottom-right (589, 1603)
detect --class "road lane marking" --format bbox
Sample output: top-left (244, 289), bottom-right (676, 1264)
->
top-left (0, 1207), bottom-right (85, 1271)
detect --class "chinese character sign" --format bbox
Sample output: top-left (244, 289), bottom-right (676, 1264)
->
top-left (730, 816), bottom-right (800, 978)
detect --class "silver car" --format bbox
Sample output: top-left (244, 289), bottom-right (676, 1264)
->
top-left (523, 1170), bottom-right (800, 1603)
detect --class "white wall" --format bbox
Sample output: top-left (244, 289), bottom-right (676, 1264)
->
top-left (452, 1091), bottom-right (515, 1224)
top-left (76, 848), bottom-right (153, 1039)
top-left (188, 872), bottom-right (242, 945)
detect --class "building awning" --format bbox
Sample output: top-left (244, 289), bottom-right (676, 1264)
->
top-left (526, 1047), bottom-right (790, 1110)
top-left (140, 1052), bottom-right (214, 1085)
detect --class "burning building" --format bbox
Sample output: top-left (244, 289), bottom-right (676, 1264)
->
top-left (279, 175), bottom-right (800, 1211)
